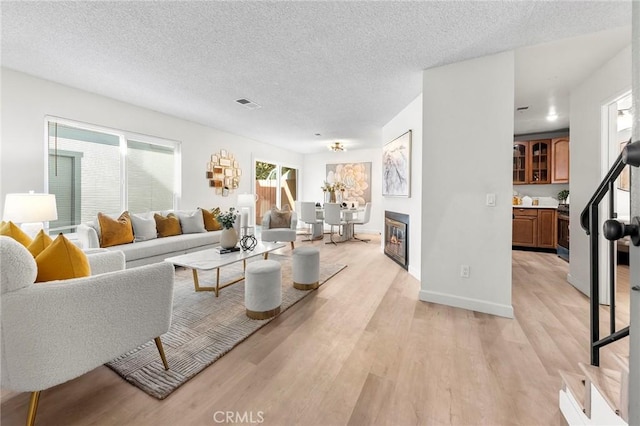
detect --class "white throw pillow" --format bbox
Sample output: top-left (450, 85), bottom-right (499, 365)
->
top-left (178, 210), bottom-right (206, 234)
top-left (131, 213), bottom-right (158, 241)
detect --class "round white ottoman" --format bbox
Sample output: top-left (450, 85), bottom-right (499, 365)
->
top-left (292, 247), bottom-right (320, 290)
top-left (245, 259), bottom-right (282, 319)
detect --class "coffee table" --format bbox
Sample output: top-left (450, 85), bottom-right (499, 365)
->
top-left (165, 242), bottom-right (286, 297)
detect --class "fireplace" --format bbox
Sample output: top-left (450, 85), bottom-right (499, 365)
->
top-left (384, 211), bottom-right (409, 270)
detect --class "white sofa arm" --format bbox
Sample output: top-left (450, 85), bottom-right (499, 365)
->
top-left (77, 224), bottom-right (100, 249)
top-left (290, 211), bottom-right (298, 230)
top-left (87, 250), bottom-right (125, 275)
top-left (1, 262), bottom-right (175, 392)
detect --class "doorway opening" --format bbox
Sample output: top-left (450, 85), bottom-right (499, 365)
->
top-left (254, 160), bottom-right (298, 226)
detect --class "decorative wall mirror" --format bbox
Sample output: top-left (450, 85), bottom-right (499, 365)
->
top-left (207, 149), bottom-right (241, 196)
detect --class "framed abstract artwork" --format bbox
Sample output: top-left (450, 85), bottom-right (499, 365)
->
top-left (383, 130), bottom-right (411, 197)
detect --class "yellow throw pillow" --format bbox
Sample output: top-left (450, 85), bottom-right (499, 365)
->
top-left (154, 213), bottom-right (182, 237)
top-left (35, 234), bottom-right (90, 282)
top-left (0, 221), bottom-right (33, 247)
top-left (27, 229), bottom-right (53, 257)
top-left (201, 207), bottom-right (222, 231)
top-left (269, 206), bottom-right (291, 229)
top-left (98, 211), bottom-right (134, 248)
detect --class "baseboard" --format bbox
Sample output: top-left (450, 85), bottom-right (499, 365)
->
top-left (419, 290), bottom-right (514, 318)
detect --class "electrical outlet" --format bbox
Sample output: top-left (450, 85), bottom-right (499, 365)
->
top-left (486, 193), bottom-right (496, 207)
top-left (460, 265), bottom-right (470, 278)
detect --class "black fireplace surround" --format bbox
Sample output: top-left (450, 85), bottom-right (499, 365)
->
top-left (384, 211), bottom-right (409, 270)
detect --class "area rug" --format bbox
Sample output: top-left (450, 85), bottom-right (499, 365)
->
top-left (106, 254), bottom-right (346, 399)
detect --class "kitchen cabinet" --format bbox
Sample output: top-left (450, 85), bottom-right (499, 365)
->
top-left (537, 209), bottom-right (556, 248)
top-left (512, 139), bottom-right (552, 184)
top-left (513, 142), bottom-right (528, 184)
top-left (551, 137), bottom-right (570, 183)
top-left (512, 208), bottom-right (556, 249)
top-left (512, 208), bottom-right (538, 247)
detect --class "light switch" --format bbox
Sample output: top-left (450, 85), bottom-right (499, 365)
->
top-left (486, 193), bottom-right (496, 207)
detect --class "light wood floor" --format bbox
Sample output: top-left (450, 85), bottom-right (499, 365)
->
top-left (1, 236), bottom-right (630, 425)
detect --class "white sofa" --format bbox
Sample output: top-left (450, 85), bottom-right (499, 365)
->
top-left (0, 236), bottom-right (175, 426)
top-left (77, 210), bottom-right (238, 268)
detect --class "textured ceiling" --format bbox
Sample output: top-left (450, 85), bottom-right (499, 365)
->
top-left (0, 1), bottom-right (632, 153)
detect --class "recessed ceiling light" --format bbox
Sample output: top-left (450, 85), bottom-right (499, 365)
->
top-left (314, 133), bottom-right (321, 137)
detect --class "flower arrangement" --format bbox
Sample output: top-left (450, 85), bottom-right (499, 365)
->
top-left (321, 181), bottom-right (347, 192)
top-left (217, 207), bottom-right (237, 229)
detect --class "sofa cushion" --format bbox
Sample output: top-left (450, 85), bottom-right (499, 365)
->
top-left (35, 234), bottom-right (90, 283)
top-left (0, 221), bottom-right (33, 248)
top-left (178, 209), bottom-right (206, 234)
top-left (269, 206), bottom-right (291, 229)
top-left (201, 207), bottom-right (223, 231)
top-left (98, 212), bottom-right (134, 248)
top-left (0, 236), bottom-right (37, 294)
top-left (154, 213), bottom-right (182, 237)
top-left (27, 229), bottom-right (53, 257)
top-left (107, 231), bottom-right (221, 262)
top-left (131, 213), bottom-right (158, 242)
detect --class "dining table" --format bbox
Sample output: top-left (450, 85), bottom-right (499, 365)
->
top-left (314, 206), bottom-right (364, 242)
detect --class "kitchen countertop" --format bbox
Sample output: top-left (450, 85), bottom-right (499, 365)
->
top-left (512, 205), bottom-right (558, 209)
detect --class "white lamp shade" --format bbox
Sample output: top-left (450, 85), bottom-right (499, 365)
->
top-left (237, 193), bottom-right (256, 207)
top-left (3, 193), bottom-right (58, 223)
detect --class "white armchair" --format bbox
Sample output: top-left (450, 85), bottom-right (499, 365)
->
top-left (261, 209), bottom-right (298, 250)
top-left (0, 236), bottom-right (175, 426)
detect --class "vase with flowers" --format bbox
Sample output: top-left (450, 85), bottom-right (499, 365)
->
top-left (217, 207), bottom-right (238, 248)
top-left (322, 181), bottom-right (335, 203)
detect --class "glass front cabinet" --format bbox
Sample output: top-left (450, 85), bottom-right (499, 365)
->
top-left (513, 139), bottom-right (552, 185)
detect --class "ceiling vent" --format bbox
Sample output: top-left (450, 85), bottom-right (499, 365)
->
top-left (235, 98), bottom-right (261, 110)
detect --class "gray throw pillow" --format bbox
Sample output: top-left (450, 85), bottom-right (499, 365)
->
top-left (178, 209), bottom-right (206, 234)
top-left (131, 213), bottom-right (158, 241)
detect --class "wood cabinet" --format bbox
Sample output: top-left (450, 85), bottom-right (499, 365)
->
top-left (537, 209), bottom-right (556, 248)
top-left (512, 139), bottom-right (553, 184)
top-left (513, 142), bottom-right (528, 184)
top-left (551, 137), bottom-right (570, 183)
top-left (512, 208), bottom-right (556, 249)
top-left (513, 208), bottom-right (538, 247)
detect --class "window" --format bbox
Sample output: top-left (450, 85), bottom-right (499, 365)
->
top-left (47, 118), bottom-right (180, 233)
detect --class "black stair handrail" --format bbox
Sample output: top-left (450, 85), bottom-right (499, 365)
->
top-left (580, 138), bottom-right (638, 366)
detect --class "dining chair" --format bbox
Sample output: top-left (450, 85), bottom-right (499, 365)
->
top-left (324, 203), bottom-right (346, 245)
top-left (350, 202), bottom-right (372, 242)
top-left (300, 201), bottom-right (322, 242)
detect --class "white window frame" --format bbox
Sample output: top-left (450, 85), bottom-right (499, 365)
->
top-left (44, 116), bottom-right (182, 228)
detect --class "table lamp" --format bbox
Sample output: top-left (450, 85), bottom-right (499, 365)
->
top-left (3, 192), bottom-right (58, 237)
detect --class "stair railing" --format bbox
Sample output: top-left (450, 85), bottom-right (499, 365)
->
top-left (580, 139), bottom-right (639, 366)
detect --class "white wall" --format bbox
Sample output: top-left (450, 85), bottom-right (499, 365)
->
top-left (420, 51), bottom-right (514, 318)
top-left (568, 46), bottom-right (631, 297)
top-left (0, 69), bottom-right (303, 214)
top-left (301, 148), bottom-right (382, 234)
top-left (381, 94), bottom-right (422, 279)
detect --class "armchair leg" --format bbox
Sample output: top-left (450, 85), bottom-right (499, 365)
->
top-left (27, 391), bottom-right (40, 426)
top-left (154, 337), bottom-right (169, 370)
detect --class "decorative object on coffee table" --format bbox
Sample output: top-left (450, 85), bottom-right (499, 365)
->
top-left (217, 208), bottom-right (238, 249)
